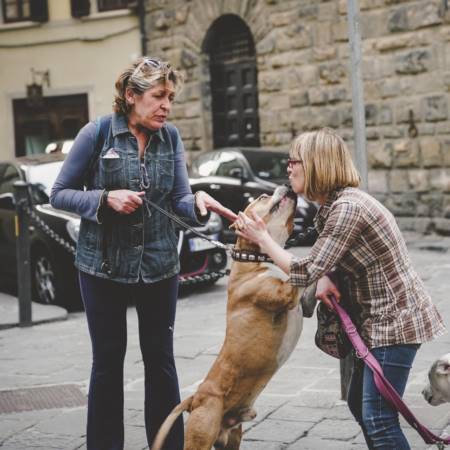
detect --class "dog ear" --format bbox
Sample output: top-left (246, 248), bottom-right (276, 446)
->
top-left (436, 357), bottom-right (450, 375)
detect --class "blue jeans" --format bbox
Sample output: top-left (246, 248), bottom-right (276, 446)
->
top-left (79, 271), bottom-right (184, 450)
top-left (347, 344), bottom-right (420, 450)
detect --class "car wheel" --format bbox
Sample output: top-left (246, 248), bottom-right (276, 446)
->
top-left (31, 247), bottom-right (60, 306)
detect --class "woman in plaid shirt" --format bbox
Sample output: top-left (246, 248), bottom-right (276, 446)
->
top-left (236, 127), bottom-right (446, 449)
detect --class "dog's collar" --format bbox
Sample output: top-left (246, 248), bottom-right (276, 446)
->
top-left (230, 248), bottom-right (273, 263)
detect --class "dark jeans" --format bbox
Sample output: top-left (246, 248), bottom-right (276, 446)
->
top-left (347, 344), bottom-right (420, 450)
top-left (79, 271), bottom-right (184, 450)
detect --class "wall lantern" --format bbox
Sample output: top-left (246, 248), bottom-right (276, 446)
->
top-left (26, 68), bottom-right (50, 108)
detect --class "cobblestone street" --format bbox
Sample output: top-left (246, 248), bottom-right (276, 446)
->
top-left (1, 234), bottom-right (450, 449)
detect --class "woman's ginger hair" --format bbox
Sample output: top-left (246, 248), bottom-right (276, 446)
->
top-left (290, 127), bottom-right (360, 201)
top-left (113, 56), bottom-right (184, 116)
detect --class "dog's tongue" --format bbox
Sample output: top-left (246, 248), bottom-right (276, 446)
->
top-left (208, 205), bottom-right (238, 222)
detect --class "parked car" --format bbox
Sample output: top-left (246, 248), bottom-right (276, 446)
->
top-left (189, 148), bottom-right (318, 243)
top-left (0, 154), bottom-right (227, 311)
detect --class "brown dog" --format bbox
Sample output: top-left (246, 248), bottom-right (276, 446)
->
top-left (151, 185), bottom-right (304, 450)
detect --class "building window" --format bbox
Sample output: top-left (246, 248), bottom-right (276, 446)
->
top-left (2, 0), bottom-right (48, 23)
top-left (13, 94), bottom-right (89, 157)
top-left (97, 0), bottom-right (131, 12)
top-left (2, 0), bottom-right (30, 22)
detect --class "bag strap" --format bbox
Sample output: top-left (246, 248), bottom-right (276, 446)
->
top-left (86, 115), bottom-right (112, 182)
top-left (89, 115), bottom-right (113, 275)
top-left (331, 296), bottom-right (450, 447)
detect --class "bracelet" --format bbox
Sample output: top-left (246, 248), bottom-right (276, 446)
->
top-left (194, 190), bottom-right (203, 215)
top-left (101, 190), bottom-right (109, 208)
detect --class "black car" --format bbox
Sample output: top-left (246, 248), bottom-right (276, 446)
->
top-left (189, 148), bottom-right (318, 243)
top-left (0, 154), bottom-right (227, 311)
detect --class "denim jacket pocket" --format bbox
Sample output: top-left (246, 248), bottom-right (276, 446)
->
top-left (99, 149), bottom-right (127, 189)
top-left (155, 158), bottom-right (174, 193)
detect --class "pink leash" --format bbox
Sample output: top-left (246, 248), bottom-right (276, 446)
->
top-left (330, 296), bottom-right (450, 448)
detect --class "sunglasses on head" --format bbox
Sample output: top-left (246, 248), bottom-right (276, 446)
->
top-left (132, 58), bottom-right (170, 77)
top-left (287, 158), bottom-right (303, 168)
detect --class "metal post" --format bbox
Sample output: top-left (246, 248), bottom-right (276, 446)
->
top-left (340, 0), bottom-right (368, 400)
top-left (347, 0), bottom-right (368, 190)
top-left (137, 0), bottom-right (147, 56)
top-left (13, 181), bottom-right (32, 327)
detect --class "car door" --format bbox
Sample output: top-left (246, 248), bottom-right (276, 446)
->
top-left (212, 151), bottom-right (252, 214)
top-left (0, 163), bottom-right (22, 276)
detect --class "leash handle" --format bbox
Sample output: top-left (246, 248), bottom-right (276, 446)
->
top-left (330, 296), bottom-right (450, 446)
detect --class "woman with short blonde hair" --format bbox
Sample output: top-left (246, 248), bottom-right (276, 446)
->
top-left (289, 127), bottom-right (360, 202)
top-left (236, 127), bottom-right (445, 450)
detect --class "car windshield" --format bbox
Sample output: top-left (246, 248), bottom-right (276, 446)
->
top-left (26, 161), bottom-right (64, 197)
top-left (241, 150), bottom-right (288, 182)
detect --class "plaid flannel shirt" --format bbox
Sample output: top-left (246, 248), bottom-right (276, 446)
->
top-left (290, 187), bottom-right (446, 349)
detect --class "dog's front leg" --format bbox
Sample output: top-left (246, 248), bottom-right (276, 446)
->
top-left (236, 272), bottom-right (301, 312)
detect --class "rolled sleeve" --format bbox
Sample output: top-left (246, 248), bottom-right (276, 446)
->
top-left (289, 201), bottom-right (366, 286)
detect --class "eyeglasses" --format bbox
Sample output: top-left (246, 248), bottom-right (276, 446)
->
top-left (140, 162), bottom-right (150, 190)
top-left (287, 158), bottom-right (303, 168)
top-left (140, 163), bottom-right (152, 216)
top-left (132, 58), bottom-right (170, 77)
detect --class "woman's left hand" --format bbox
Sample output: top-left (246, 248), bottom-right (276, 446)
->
top-left (194, 190), bottom-right (238, 222)
top-left (235, 211), bottom-right (270, 247)
top-left (315, 275), bottom-right (341, 310)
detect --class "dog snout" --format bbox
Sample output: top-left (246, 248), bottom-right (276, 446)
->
top-left (274, 184), bottom-right (296, 202)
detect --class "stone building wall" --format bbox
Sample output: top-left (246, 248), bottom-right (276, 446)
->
top-left (145, 0), bottom-right (450, 234)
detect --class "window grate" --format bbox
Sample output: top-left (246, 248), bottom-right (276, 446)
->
top-left (0, 385), bottom-right (86, 414)
top-left (210, 30), bottom-right (254, 65)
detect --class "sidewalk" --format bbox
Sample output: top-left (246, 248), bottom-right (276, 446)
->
top-left (0, 232), bottom-right (449, 449)
top-left (0, 291), bottom-right (67, 330)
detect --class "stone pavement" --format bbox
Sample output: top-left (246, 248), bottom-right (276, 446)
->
top-left (0, 232), bottom-right (450, 449)
top-left (0, 291), bottom-right (67, 330)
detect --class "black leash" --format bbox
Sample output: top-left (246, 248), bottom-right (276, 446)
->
top-left (144, 197), bottom-right (230, 251)
top-left (144, 197), bottom-right (318, 261)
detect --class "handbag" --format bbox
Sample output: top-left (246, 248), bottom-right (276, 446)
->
top-left (314, 271), bottom-right (353, 359)
top-left (315, 301), bottom-right (352, 359)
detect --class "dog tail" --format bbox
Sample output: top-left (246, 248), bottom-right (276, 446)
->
top-left (151, 395), bottom-right (193, 450)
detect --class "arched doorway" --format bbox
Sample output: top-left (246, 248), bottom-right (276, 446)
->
top-left (203, 15), bottom-right (260, 148)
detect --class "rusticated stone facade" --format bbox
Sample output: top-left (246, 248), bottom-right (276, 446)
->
top-left (145, 0), bottom-right (450, 234)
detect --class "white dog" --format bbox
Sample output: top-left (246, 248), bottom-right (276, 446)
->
top-left (422, 353), bottom-right (450, 406)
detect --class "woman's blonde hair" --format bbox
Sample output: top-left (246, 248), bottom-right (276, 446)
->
top-left (290, 127), bottom-right (360, 201)
top-left (113, 56), bottom-right (184, 115)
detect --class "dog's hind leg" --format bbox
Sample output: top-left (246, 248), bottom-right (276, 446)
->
top-left (223, 425), bottom-right (242, 450)
top-left (184, 396), bottom-right (223, 450)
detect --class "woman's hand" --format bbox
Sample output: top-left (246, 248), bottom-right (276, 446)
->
top-left (235, 211), bottom-right (270, 248)
top-left (194, 190), bottom-right (238, 222)
top-left (107, 190), bottom-right (145, 214)
top-left (315, 275), bottom-right (341, 310)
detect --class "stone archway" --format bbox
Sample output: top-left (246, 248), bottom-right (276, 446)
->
top-left (202, 14), bottom-right (260, 148)
top-left (147, 0), bottom-right (270, 153)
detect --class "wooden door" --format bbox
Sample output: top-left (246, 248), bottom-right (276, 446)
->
top-left (205, 15), bottom-right (260, 148)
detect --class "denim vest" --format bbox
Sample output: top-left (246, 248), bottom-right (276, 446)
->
top-left (75, 114), bottom-right (185, 283)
